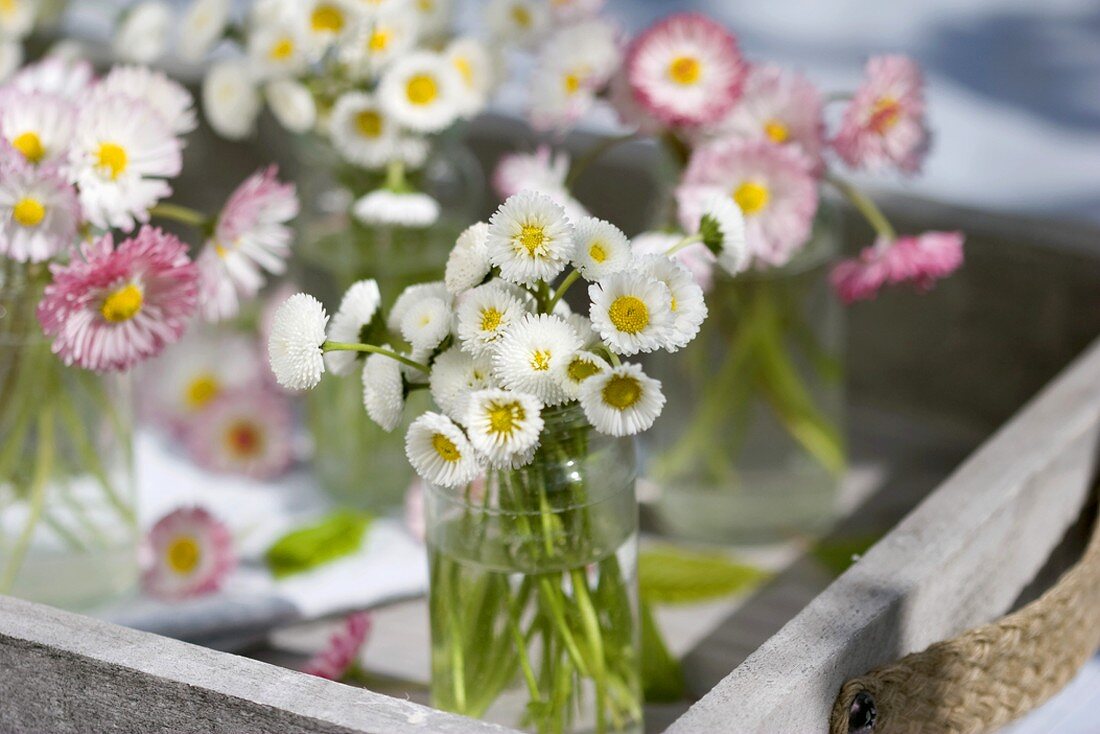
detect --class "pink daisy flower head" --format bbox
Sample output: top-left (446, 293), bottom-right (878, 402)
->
top-left (677, 138), bottom-right (818, 267)
top-left (142, 506), bottom-right (236, 600)
top-left (0, 153), bottom-right (81, 262)
top-left (831, 230), bottom-right (964, 304)
top-left (492, 145), bottom-right (569, 201)
top-left (186, 389), bottom-right (295, 480)
top-left (37, 226), bottom-right (200, 372)
top-left (10, 56), bottom-right (96, 98)
top-left (715, 64), bottom-right (825, 171)
top-left (304, 611), bottom-right (373, 680)
top-left (832, 55), bottom-right (929, 175)
top-left (624, 12), bottom-right (746, 129)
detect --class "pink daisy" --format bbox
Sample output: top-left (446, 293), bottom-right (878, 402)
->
top-left (10, 56), bottom-right (96, 98)
top-left (832, 55), bottom-right (929, 175)
top-left (676, 138), bottom-right (818, 267)
top-left (304, 611), bottom-right (373, 680)
top-left (623, 12), bottom-right (746, 129)
top-left (0, 152), bottom-right (81, 262)
top-left (830, 231), bottom-right (964, 304)
top-left (714, 64), bottom-right (826, 171)
top-left (142, 507), bottom-right (236, 600)
top-left (492, 146), bottom-right (570, 200)
top-left (37, 226), bottom-right (200, 372)
top-left (186, 389), bottom-right (295, 480)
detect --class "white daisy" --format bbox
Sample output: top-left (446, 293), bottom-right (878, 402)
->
top-left (571, 216), bottom-right (631, 281)
top-left (632, 229), bottom-right (716, 291)
top-left (328, 92), bottom-right (399, 169)
top-left (10, 56), bottom-right (94, 97)
top-left (588, 271), bottom-right (672, 356)
top-left (114, 1), bottom-right (172, 64)
top-left (268, 293), bottom-right (329, 390)
top-left (429, 346), bottom-right (495, 424)
top-left (299, 0), bottom-right (358, 51)
top-left (362, 348), bottom-right (406, 431)
top-left (324, 279), bottom-right (383, 375)
top-left (265, 79), bottom-right (317, 134)
top-left (95, 65), bottom-right (198, 135)
top-left (485, 0), bottom-right (548, 48)
top-left (444, 37), bottom-right (494, 117)
top-left (388, 280), bottom-right (449, 333)
top-left (247, 21), bottom-right (312, 80)
top-left (68, 95), bottom-right (183, 232)
top-left (178, 0), bottom-right (231, 62)
top-left (0, 0), bottom-right (36, 39)
top-left (579, 362), bottom-right (665, 437)
top-left (411, 0), bottom-right (451, 38)
top-left (202, 59), bottom-right (261, 140)
top-left (528, 19), bottom-right (621, 131)
top-left (400, 295), bottom-right (452, 352)
top-left (405, 412), bottom-right (481, 488)
top-left (353, 189), bottom-right (441, 228)
top-left (491, 313), bottom-right (581, 406)
top-left (549, 0), bottom-right (605, 23)
top-left (464, 388), bottom-right (544, 468)
top-left (0, 91), bottom-right (74, 168)
top-left (639, 254), bottom-right (707, 352)
top-left (0, 161), bottom-right (80, 263)
top-left (565, 312), bottom-right (599, 348)
top-left (339, 5), bottom-right (420, 78)
top-left (486, 191), bottom-right (575, 286)
top-left (554, 349), bottom-right (607, 400)
top-left (378, 50), bottom-right (463, 134)
top-left (455, 281), bottom-right (527, 358)
top-left (699, 195), bottom-right (750, 275)
top-left (445, 222), bottom-right (491, 294)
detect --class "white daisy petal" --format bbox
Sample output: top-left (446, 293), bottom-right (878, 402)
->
top-left (268, 293), bottom-right (329, 390)
top-left (429, 346), bottom-right (496, 424)
top-left (329, 91), bottom-right (399, 169)
top-left (486, 191), bottom-right (575, 286)
top-left (465, 388), bottom-right (544, 468)
top-left (490, 313), bottom-right (581, 406)
top-left (588, 271), bottom-right (672, 356)
top-left (265, 78), bottom-right (317, 134)
top-left (353, 189), bottom-right (441, 228)
top-left (554, 349), bottom-right (608, 400)
top-left (400, 296), bottom-right (452, 352)
top-left (579, 362), bottom-right (665, 436)
top-left (362, 348), bottom-right (406, 431)
top-left (202, 59), bottom-right (261, 140)
top-left (455, 281), bottom-right (528, 358)
top-left (405, 412), bottom-right (481, 488)
top-left (324, 279), bottom-right (383, 375)
top-left (445, 221), bottom-right (491, 294)
top-left (571, 216), bottom-right (631, 280)
top-left (638, 254), bottom-right (708, 352)
top-left (178, 0), bottom-right (231, 62)
top-left (378, 50), bottom-right (463, 134)
top-left (388, 281), bottom-right (450, 333)
top-left (700, 195), bottom-right (750, 275)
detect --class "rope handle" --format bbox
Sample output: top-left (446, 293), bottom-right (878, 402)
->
top-left (830, 511), bottom-right (1100, 734)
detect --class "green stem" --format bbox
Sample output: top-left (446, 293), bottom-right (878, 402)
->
top-left (565, 134), bottom-right (637, 190)
top-left (665, 232), bottom-right (703, 256)
top-left (0, 408), bottom-right (54, 593)
top-left (546, 269), bottom-right (581, 314)
top-left (385, 159), bottom-right (407, 192)
top-left (322, 341), bottom-right (429, 373)
top-left (824, 173), bottom-right (897, 241)
top-left (148, 203), bottom-right (210, 229)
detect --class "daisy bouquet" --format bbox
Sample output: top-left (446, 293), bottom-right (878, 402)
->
top-left (267, 189), bottom-right (744, 732)
top-left (0, 53), bottom-right (296, 606)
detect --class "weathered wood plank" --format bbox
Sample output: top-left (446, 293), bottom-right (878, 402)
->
top-left (0, 594), bottom-right (518, 734)
top-left (666, 337), bottom-right (1100, 734)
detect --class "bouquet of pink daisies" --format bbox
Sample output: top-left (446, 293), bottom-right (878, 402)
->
top-left (0, 53), bottom-right (297, 607)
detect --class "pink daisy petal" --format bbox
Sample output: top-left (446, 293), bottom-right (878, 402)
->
top-left (214, 165), bottom-right (299, 282)
top-left (304, 611), bottom-right (373, 680)
top-left (186, 389), bottom-right (295, 480)
top-left (831, 230), bottom-right (964, 304)
top-left (0, 152), bottom-right (81, 263)
top-left (142, 507), bottom-right (236, 600)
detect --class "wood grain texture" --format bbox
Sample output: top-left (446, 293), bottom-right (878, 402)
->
top-left (0, 594), bottom-right (518, 734)
top-left (666, 337), bottom-right (1100, 734)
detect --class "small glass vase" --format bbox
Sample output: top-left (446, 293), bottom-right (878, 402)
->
top-left (425, 406), bottom-right (643, 734)
top-left (644, 208), bottom-right (846, 545)
top-left (0, 275), bottom-right (137, 609)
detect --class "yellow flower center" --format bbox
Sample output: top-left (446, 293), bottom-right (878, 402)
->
top-left (588, 242), bottom-right (607, 263)
top-left (406, 74), bottom-right (439, 105)
top-left (564, 72), bottom-right (581, 95)
top-left (567, 357), bottom-right (600, 383)
top-left (12, 197), bottom-right (45, 228)
top-left (453, 56), bottom-right (474, 85)
top-left (670, 296), bottom-right (678, 312)
top-left (733, 181), bottom-right (770, 216)
top-left (269, 37), bottom-right (295, 61)
top-left (479, 307), bottom-right (503, 333)
top-left (870, 96), bottom-right (901, 132)
top-left (96, 142), bottom-right (128, 180)
top-left (12, 131), bottom-right (44, 163)
top-left (602, 374), bottom-right (642, 410)
top-left (530, 349), bottom-right (551, 372)
top-left (226, 420), bottom-right (263, 458)
top-left (355, 110), bottom-right (383, 138)
top-left (369, 28), bottom-right (390, 52)
top-left (668, 55), bottom-right (701, 86)
top-left (764, 119), bottom-right (790, 144)
top-left (185, 374), bottom-right (220, 410)
top-left (518, 224), bottom-right (546, 256)
top-left (607, 295), bottom-right (649, 335)
top-left (311, 4), bottom-right (344, 32)
top-left (418, 0), bottom-right (434, 10)
top-left (487, 400), bottom-right (525, 436)
top-left (166, 536), bottom-right (201, 575)
top-left (511, 4), bottom-right (532, 28)
top-left (432, 432), bottom-right (462, 462)
top-left (0, 0), bottom-right (18, 19)
top-left (101, 284), bottom-right (144, 323)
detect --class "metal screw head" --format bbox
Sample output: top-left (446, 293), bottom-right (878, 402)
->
top-left (848, 690), bottom-right (877, 734)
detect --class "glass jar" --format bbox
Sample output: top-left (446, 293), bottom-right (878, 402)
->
top-left (425, 405), bottom-right (642, 734)
top-left (0, 276), bottom-right (137, 609)
top-left (643, 207), bottom-right (845, 545)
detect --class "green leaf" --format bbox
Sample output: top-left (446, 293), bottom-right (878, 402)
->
top-left (641, 600), bottom-right (686, 703)
top-left (265, 511), bottom-right (373, 579)
top-left (639, 547), bottom-right (768, 605)
top-left (810, 534), bottom-right (881, 578)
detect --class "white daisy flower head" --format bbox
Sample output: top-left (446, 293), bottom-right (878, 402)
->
top-left (400, 295), bottom-right (452, 353)
top-left (353, 189), bottom-right (441, 228)
top-left (445, 221), bottom-right (491, 294)
top-left (268, 293), bottom-right (329, 390)
top-left (114, 1), bottom-right (172, 64)
top-left (265, 79), bottom-right (317, 134)
top-left (639, 254), bottom-right (708, 352)
top-left (699, 194), bottom-right (750, 275)
top-left (0, 90), bottom-right (75, 168)
top-left (411, 0), bottom-right (452, 38)
top-left (491, 313), bottom-right (581, 406)
top-left (579, 362), bottom-right (665, 437)
top-left (328, 92), bottom-right (399, 169)
top-left (565, 312), bottom-right (599, 348)
top-left (95, 65), bottom-right (198, 135)
top-left (588, 271), bottom-right (673, 356)
top-left (405, 412), bottom-right (481, 488)
top-left (0, 0), bottom-right (36, 39)
top-left (324, 279), bottom-right (384, 375)
top-left (68, 95), bottom-right (183, 232)
top-left (445, 37), bottom-right (494, 117)
top-left (202, 59), bottom-right (261, 140)
top-left (247, 21), bottom-right (312, 80)
top-left (549, 0), bottom-right (605, 24)
top-left (10, 55), bottom-right (94, 97)
top-left (465, 388), bottom-right (544, 468)
top-left (388, 280), bottom-right (449, 332)
top-left (486, 190), bottom-right (575, 286)
top-left (528, 18), bottom-right (621, 131)
top-left (378, 51), bottom-right (463, 134)
top-left (299, 0), bottom-right (358, 50)
top-left (455, 281), bottom-right (527, 358)
top-left (485, 0), bottom-right (548, 48)
top-left (339, 5), bottom-right (420, 78)
top-left (362, 348), bottom-right (406, 431)
top-left (572, 216), bottom-right (631, 280)
top-left (554, 349), bottom-right (607, 400)
top-left (178, 0), bottom-right (231, 62)
top-left (632, 229), bottom-right (716, 291)
top-left (429, 346), bottom-right (495, 424)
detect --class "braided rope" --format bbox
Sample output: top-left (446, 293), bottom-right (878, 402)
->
top-left (830, 513), bottom-right (1100, 734)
